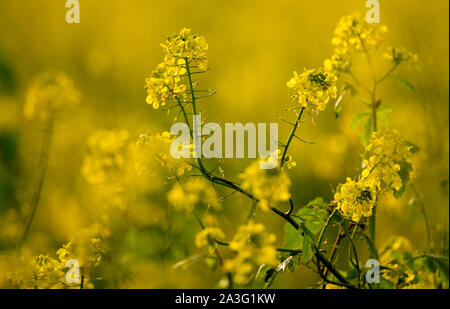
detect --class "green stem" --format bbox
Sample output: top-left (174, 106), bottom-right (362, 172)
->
top-left (411, 184), bottom-right (433, 248)
top-left (316, 209), bottom-right (337, 248)
top-left (280, 107), bottom-right (306, 167)
top-left (363, 45), bottom-right (379, 253)
top-left (20, 114), bottom-right (55, 247)
top-left (343, 222), bottom-right (361, 285)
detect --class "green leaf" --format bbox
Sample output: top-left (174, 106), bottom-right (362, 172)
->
top-left (283, 217), bottom-right (302, 249)
top-left (350, 111), bottom-right (373, 146)
top-left (361, 117), bottom-right (373, 146)
top-left (376, 105), bottom-right (393, 128)
top-left (393, 160), bottom-right (413, 198)
top-left (296, 203), bottom-right (328, 234)
top-left (306, 197), bottom-right (328, 209)
top-left (287, 255), bottom-right (300, 272)
top-left (431, 257), bottom-right (449, 287)
top-left (379, 277), bottom-right (394, 289)
top-left (302, 234), bottom-right (314, 263)
top-left (394, 74), bottom-right (416, 92)
top-left (350, 111), bottom-right (371, 129)
top-left (377, 105), bottom-right (394, 113)
top-left (278, 252), bottom-right (301, 272)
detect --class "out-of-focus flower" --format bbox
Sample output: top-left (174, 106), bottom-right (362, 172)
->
top-left (195, 227), bottom-right (225, 248)
top-left (240, 158), bottom-right (291, 211)
top-left (81, 130), bottom-right (130, 185)
top-left (224, 221), bottom-right (277, 285)
top-left (134, 131), bottom-right (192, 177)
top-left (287, 68), bottom-right (337, 114)
top-left (167, 178), bottom-right (220, 211)
top-left (24, 71), bottom-right (81, 122)
top-left (331, 13), bottom-right (387, 56)
top-left (379, 236), bottom-right (415, 287)
top-left (7, 233), bottom-right (104, 289)
top-left (383, 47), bottom-right (418, 65)
top-left (324, 12), bottom-right (387, 75)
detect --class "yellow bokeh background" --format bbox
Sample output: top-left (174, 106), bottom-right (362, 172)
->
top-left (0, 0), bottom-right (448, 288)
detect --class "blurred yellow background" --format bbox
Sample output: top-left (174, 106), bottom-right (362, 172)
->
top-left (0, 0), bottom-right (448, 288)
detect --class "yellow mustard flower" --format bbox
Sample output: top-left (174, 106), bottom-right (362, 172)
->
top-left (331, 12), bottom-right (387, 56)
top-left (224, 221), bottom-right (277, 285)
top-left (134, 131), bottom-right (192, 177)
top-left (361, 129), bottom-right (414, 193)
top-left (195, 227), bottom-right (225, 248)
top-left (324, 12), bottom-right (387, 75)
top-left (81, 130), bottom-right (130, 185)
top-left (145, 28), bottom-right (208, 109)
top-left (160, 28), bottom-right (208, 70)
top-left (383, 46), bottom-right (418, 65)
top-left (167, 178), bottom-right (220, 211)
top-left (8, 236), bottom-right (104, 289)
top-left (287, 68), bottom-right (337, 114)
top-left (239, 158), bottom-right (291, 211)
top-left (334, 177), bottom-right (377, 222)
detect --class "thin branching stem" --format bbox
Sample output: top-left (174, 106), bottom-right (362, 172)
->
top-left (182, 58), bottom-right (353, 287)
top-left (280, 107), bottom-right (306, 167)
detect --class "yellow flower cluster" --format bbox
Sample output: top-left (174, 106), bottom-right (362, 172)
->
top-left (287, 68), bottom-right (337, 114)
top-left (145, 28), bottom-right (208, 109)
top-left (81, 130), bottom-right (130, 185)
top-left (224, 221), bottom-right (277, 285)
top-left (145, 57), bottom-right (187, 109)
top-left (24, 71), bottom-right (81, 122)
top-left (160, 28), bottom-right (208, 70)
top-left (383, 47), bottom-right (418, 65)
top-left (335, 129), bottom-right (415, 221)
top-left (167, 178), bottom-right (220, 211)
top-left (8, 254), bottom-right (65, 289)
top-left (361, 129), bottom-right (414, 192)
top-left (240, 158), bottom-right (291, 211)
top-left (134, 131), bottom-right (192, 177)
top-left (195, 227), bottom-right (225, 248)
top-left (324, 13), bottom-right (387, 74)
top-left (8, 237), bottom-right (104, 289)
top-left (334, 177), bottom-right (377, 222)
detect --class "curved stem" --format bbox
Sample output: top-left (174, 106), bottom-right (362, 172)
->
top-left (316, 209), bottom-right (337, 248)
top-left (343, 221), bottom-right (361, 286)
